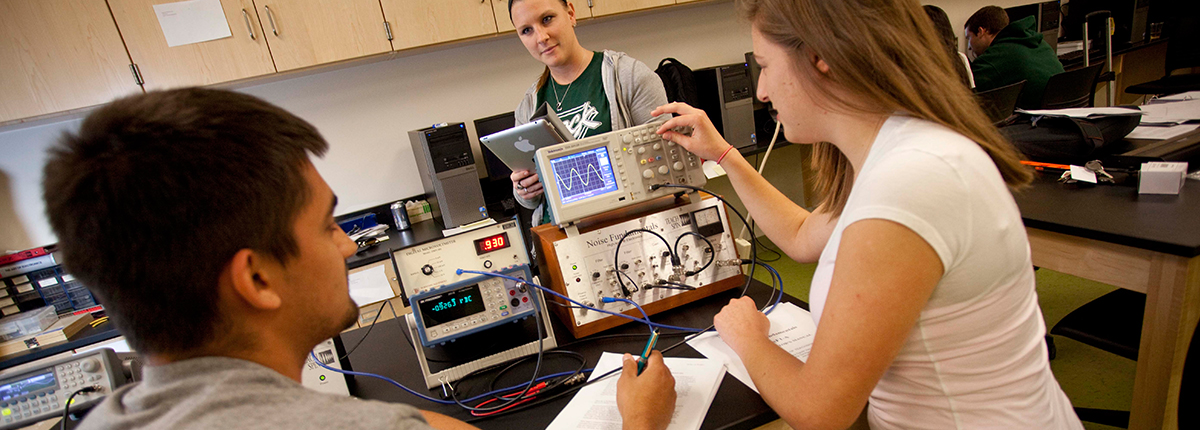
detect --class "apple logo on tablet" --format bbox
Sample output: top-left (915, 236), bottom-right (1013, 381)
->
top-left (515, 136), bottom-right (535, 152)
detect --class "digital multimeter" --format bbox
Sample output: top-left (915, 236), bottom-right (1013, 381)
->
top-left (409, 265), bottom-right (539, 347)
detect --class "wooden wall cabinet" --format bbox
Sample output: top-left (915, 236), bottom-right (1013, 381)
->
top-left (382, 0), bottom-right (500, 50)
top-left (0, 0), bottom-right (140, 123)
top-left (588, 0), bottom-right (674, 17)
top-left (491, 0), bottom-right (515, 33)
top-left (108, 0), bottom-right (277, 90)
top-left (255, 0), bottom-right (393, 72)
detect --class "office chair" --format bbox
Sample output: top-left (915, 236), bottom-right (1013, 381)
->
top-left (1124, 11), bottom-right (1200, 97)
top-left (975, 80), bottom-right (1025, 123)
top-left (1040, 63), bottom-right (1105, 109)
top-left (1048, 288), bottom-right (1144, 427)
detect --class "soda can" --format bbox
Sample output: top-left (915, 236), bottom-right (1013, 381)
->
top-left (390, 201), bottom-right (410, 230)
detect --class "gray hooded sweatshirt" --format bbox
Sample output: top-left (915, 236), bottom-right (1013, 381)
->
top-left (512, 50), bottom-right (669, 226)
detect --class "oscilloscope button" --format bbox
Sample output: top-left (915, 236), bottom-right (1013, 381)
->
top-left (642, 170), bottom-right (654, 179)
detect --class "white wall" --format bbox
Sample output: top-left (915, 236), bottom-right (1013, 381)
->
top-left (0, 1), bottom-right (754, 250)
top-left (0, 0), bottom-right (1043, 251)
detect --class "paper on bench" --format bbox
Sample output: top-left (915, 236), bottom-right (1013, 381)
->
top-left (546, 352), bottom-right (726, 430)
top-left (688, 302), bottom-right (816, 393)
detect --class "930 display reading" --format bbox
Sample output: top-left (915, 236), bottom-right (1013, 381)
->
top-left (473, 232), bottom-right (510, 255)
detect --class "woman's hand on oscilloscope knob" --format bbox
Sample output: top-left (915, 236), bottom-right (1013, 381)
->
top-left (511, 170), bottom-right (544, 200)
top-left (652, 102), bottom-right (731, 161)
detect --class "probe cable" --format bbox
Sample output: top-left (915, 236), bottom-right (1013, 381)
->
top-left (461, 257), bottom-right (785, 422)
top-left (613, 228), bottom-right (675, 297)
top-left (651, 184), bottom-right (757, 297)
top-left (312, 277), bottom-right (547, 413)
top-left (457, 269), bottom-right (706, 333)
top-left (676, 231), bottom-right (716, 276)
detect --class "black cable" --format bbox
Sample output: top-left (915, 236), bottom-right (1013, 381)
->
top-left (340, 301), bottom-right (386, 361)
top-left (617, 270), bottom-right (641, 294)
top-left (61, 386), bottom-right (99, 430)
top-left (464, 256), bottom-right (781, 422)
top-left (553, 331), bottom-right (690, 350)
top-left (614, 228), bottom-right (675, 297)
top-left (465, 367), bottom-right (622, 424)
top-left (448, 286), bottom-right (545, 413)
top-left (675, 232), bottom-right (714, 276)
top-left (487, 350), bottom-right (586, 399)
top-left (648, 280), bottom-right (696, 290)
top-left (652, 184), bottom-right (758, 298)
top-left (749, 219), bottom-right (783, 263)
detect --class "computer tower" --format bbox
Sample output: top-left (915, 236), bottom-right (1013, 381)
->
top-left (694, 63), bottom-right (756, 151)
top-left (408, 123), bottom-right (488, 229)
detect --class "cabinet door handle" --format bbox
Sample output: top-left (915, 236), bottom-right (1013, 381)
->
top-left (241, 9), bottom-right (256, 40)
top-left (264, 5), bottom-right (278, 36)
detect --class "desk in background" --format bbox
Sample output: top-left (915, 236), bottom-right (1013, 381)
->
top-left (341, 280), bottom-right (791, 430)
top-left (1014, 155), bottom-right (1200, 429)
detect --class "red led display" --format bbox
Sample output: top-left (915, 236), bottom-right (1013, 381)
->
top-left (473, 232), bottom-right (510, 255)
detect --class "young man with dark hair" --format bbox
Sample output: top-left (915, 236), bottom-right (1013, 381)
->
top-left (965, 5), bottom-right (1064, 109)
top-left (42, 88), bottom-right (676, 430)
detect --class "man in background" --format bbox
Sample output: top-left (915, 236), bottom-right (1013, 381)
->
top-left (965, 5), bottom-right (1064, 108)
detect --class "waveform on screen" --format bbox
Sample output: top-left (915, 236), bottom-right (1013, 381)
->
top-left (556, 163), bottom-right (606, 191)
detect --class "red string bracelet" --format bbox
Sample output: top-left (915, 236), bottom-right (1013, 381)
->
top-left (715, 145), bottom-right (735, 164)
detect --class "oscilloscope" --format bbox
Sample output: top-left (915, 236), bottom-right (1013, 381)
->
top-left (535, 119), bottom-right (707, 226)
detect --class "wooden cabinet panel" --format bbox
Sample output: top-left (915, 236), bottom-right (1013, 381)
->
top-left (256, 0), bottom-right (393, 72)
top-left (589, 0), bottom-right (672, 17)
top-left (491, 0), bottom-right (515, 33)
top-left (381, 0), bottom-right (498, 50)
top-left (575, 0), bottom-right (594, 19)
top-left (108, 0), bottom-right (276, 90)
top-left (0, 0), bottom-right (140, 122)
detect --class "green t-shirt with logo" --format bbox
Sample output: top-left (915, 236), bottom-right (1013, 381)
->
top-left (538, 51), bottom-right (611, 140)
top-left (537, 51), bottom-right (611, 225)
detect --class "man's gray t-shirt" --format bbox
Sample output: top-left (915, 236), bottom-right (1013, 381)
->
top-left (77, 357), bottom-right (433, 430)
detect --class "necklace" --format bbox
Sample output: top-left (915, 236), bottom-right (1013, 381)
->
top-left (551, 78), bottom-right (574, 110)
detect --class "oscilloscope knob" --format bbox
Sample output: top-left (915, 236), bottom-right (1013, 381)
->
top-left (642, 169), bottom-right (654, 179)
top-left (623, 134), bottom-right (633, 144)
top-left (421, 264), bottom-right (434, 275)
top-left (673, 162), bottom-right (684, 171)
top-left (658, 166), bottom-right (669, 175)
top-left (638, 147), bottom-right (647, 154)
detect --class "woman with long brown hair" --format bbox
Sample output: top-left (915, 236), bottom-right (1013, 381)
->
top-left (652, 0), bottom-right (1082, 428)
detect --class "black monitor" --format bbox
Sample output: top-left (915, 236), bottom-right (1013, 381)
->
top-left (473, 112), bottom-right (517, 183)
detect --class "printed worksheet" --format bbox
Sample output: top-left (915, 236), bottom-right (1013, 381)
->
top-left (547, 352), bottom-right (726, 430)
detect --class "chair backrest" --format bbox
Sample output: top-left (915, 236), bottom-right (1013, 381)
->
top-left (976, 80), bottom-right (1025, 123)
top-left (1040, 63), bottom-right (1105, 109)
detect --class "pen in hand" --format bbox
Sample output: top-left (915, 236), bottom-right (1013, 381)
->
top-left (637, 330), bottom-right (660, 375)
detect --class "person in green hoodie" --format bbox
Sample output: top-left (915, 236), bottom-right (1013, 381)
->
top-left (965, 6), bottom-right (1064, 109)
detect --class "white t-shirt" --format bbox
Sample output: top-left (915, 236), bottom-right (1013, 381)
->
top-left (808, 116), bottom-right (1082, 429)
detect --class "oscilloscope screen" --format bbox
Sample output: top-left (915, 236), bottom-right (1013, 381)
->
top-left (550, 146), bottom-right (620, 205)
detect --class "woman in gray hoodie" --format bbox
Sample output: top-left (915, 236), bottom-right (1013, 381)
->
top-left (507, 0), bottom-right (669, 228)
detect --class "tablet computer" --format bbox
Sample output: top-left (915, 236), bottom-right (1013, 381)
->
top-left (479, 103), bottom-right (572, 173)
